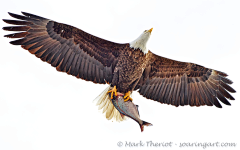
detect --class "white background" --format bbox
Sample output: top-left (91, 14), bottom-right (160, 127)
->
top-left (0, 0), bottom-right (239, 150)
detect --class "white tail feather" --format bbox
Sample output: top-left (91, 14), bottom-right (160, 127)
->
top-left (93, 85), bottom-right (126, 122)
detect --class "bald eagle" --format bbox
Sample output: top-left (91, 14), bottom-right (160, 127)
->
top-left (3, 12), bottom-right (236, 121)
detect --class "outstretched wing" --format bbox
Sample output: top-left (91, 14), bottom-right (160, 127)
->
top-left (136, 51), bottom-right (236, 108)
top-left (3, 12), bottom-right (128, 84)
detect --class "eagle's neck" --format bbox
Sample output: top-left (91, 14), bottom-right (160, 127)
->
top-left (129, 32), bottom-right (150, 54)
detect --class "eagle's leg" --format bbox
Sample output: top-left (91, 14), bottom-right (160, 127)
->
top-left (124, 91), bottom-right (133, 102)
top-left (107, 86), bottom-right (118, 99)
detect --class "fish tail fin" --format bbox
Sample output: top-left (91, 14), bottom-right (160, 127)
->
top-left (140, 121), bottom-right (153, 132)
top-left (93, 85), bottom-right (126, 122)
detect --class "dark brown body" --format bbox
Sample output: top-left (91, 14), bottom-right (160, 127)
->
top-left (112, 48), bottom-right (150, 93)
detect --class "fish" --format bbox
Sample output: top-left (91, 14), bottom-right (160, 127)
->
top-left (110, 92), bottom-right (153, 132)
top-left (94, 85), bottom-right (152, 132)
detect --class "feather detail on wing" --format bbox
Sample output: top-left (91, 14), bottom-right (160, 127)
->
top-left (3, 12), bottom-right (128, 84)
top-left (136, 51), bottom-right (236, 108)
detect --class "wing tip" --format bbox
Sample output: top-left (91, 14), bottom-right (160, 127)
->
top-left (9, 39), bottom-right (25, 45)
top-left (21, 11), bottom-right (48, 20)
top-left (2, 19), bottom-right (8, 23)
top-left (8, 12), bottom-right (14, 16)
top-left (21, 11), bottom-right (28, 16)
top-left (231, 88), bottom-right (236, 93)
top-left (9, 40), bottom-right (15, 45)
top-left (215, 103), bottom-right (223, 108)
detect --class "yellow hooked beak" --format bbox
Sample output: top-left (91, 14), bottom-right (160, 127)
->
top-left (148, 28), bottom-right (153, 33)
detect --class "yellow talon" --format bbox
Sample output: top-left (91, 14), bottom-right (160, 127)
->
top-left (124, 91), bottom-right (133, 102)
top-left (107, 86), bottom-right (117, 99)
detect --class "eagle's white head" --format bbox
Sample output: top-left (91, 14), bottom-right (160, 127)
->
top-left (129, 28), bottom-right (153, 54)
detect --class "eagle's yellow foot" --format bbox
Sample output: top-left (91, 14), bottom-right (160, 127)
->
top-left (107, 86), bottom-right (117, 99)
top-left (124, 91), bottom-right (133, 102)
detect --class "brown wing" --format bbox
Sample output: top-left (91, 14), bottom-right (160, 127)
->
top-left (136, 51), bottom-right (236, 108)
top-left (3, 12), bottom-right (128, 84)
